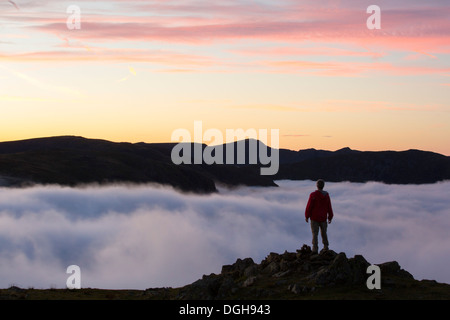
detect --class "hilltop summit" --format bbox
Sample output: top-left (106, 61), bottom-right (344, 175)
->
top-left (168, 245), bottom-right (450, 300)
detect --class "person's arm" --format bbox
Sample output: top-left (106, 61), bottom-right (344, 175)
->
top-left (327, 194), bottom-right (334, 223)
top-left (305, 194), bottom-right (313, 222)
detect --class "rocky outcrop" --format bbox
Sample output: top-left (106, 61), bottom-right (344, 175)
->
top-left (1, 245), bottom-right (448, 300)
top-left (175, 244), bottom-right (416, 299)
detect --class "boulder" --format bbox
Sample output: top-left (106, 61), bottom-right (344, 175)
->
top-left (377, 261), bottom-right (414, 280)
top-left (308, 252), bottom-right (352, 286)
top-left (348, 255), bottom-right (371, 284)
top-left (222, 257), bottom-right (255, 277)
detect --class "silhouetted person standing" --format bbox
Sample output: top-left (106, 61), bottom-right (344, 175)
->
top-left (305, 179), bottom-right (334, 254)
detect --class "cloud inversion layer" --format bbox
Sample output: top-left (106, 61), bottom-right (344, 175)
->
top-left (0, 180), bottom-right (448, 289)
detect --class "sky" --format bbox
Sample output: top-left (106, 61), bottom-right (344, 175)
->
top-left (0, 180), bottom-right (448, 289)
top-left (0, 0), bottom-right (449, 154)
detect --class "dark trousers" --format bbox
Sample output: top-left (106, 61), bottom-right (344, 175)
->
top-left (310, 220), bottom-right (329, 252)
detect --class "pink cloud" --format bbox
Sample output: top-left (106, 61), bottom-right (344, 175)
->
top-left (231, 46), bottom-right (386, 59)
top-left (258, 60), bottom-right (450, 77)
top-left (5, 0), bottom-right (449, 77)
top-left (25, 2), bottom-right (448, 47)
top-left (0, 48), bottom-right (216, 68)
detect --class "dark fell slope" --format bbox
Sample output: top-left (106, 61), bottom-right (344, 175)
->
top-left (0, 136), bottom-right (448, 192)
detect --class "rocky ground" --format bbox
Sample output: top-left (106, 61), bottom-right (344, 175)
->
top-left (171, 244), bottom-right (449, 300)
top-left (1, 245), bottom-right (449, 300)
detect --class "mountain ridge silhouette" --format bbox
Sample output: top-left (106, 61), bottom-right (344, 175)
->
top-left (0, 135), bottom-right (448, 191)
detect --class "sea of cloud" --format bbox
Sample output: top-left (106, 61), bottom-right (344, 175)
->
top-left (0, 180), bottom-right (448, 289)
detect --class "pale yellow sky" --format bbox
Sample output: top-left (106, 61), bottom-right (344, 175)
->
top-left (1, 0), bottom-right (449, 154)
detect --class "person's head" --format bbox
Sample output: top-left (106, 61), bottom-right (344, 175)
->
top-left (316, 179), bottom-right (325, 190)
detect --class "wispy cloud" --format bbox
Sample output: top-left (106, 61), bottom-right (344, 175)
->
top-left (231, 46), bottom-right (387, 59)
top-left (3, 0), bottom-right (448, 76)
top-left (0, 48), bottom-right (216, 69)
top-left (224, 104), bottom-right (301, 112)
top-left (297, 99), bottom-right (446, 113)
top-left (7, 0), bottom-right (19, 11)
top-left (0, 95), bottom-right (61, 103)
top-left (0, 65), bottom-right (81, 97)
top-left (117, 66), bottom-right (137, 82)
top-left (282, 134), bottom-right (310, 137)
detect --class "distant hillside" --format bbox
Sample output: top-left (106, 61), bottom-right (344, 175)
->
top-left (0, 136), bottom-right (275, 192)
top-left (275, 148), bottom-right (450, 184)
top-left (0, 136), bottom-right (448, 192)
top-left (211, 139), bottom-right (450, 184)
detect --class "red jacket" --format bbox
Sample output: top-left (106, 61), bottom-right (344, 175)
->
top-left (305, 190), bottom-right (334, 222)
